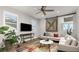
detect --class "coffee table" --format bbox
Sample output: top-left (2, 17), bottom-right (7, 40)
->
top-left (40, 40), bottom-right (53, 52)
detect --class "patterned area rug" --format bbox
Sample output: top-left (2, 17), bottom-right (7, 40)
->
top-left (9, 39), bottom-right (58, 52)
top-left (22, 44), bottom-right (58, 52)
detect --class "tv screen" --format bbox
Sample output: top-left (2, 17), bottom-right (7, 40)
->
top-left (20, 23), bottom-right (32, 31)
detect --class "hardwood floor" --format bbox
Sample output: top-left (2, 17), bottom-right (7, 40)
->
top-left (8, 39), bottom-right (59, 52)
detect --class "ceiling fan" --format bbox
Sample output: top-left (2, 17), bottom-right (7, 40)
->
top-left (36, 6), bottom-right (54, 15)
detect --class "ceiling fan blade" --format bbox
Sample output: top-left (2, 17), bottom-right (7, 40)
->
top-left (41, 6), bottom-right (46, 10)
top-left (42, 11), bottom-right (46, 15)
top-left (43, 6), bottom-right (46, 9)
top-left (44, 10), bottom-right (54, 11)
top-left (36, 11), bottom-right (41, 14)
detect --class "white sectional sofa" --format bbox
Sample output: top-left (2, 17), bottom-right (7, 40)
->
top-left (42, 32), bottom-right (61, 42)
top-left (58, 35), bottom-right (79, 52)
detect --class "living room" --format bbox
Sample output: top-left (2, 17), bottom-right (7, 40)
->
top-left (0, 6), bottom-right (79, 52)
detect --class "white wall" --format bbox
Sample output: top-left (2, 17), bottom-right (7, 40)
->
top-left (58, 14), bottom-right (78, 39)
top-left (0, 6), bottom-right (39, 35)
top-left (72, 14), bottom-right (77, 39)
top-left (38, 19), bottom-right (46, 36)
top-left (58, 17), bottom-right (64, 36)
top-left (38, 14), bottom-right (77, 39)
top-left (32, 19), bottom-right (40, 36)
top-left (76, 8), bottom-right (79, 40)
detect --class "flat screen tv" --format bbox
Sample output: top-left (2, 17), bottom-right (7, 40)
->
top-left (20, 23), bottom-right (32, 31)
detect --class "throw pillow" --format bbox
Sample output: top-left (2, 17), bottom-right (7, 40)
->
top-left (49, 32), bottom-right (53, 37)
top-left (45, 32), bottom-right (52, 36)
top-left (71, 40), bottom-right (78, 46)
top-left (77, 42), bottom-right (79, 47)
top-left (69, 36), bottom-right (76, 40)
top-left (65, 34), bottom-right (69, 39)
top-left (65, 39), bottom-right (72, 45)
top-left (65, 35), bottom-right (76, 40)
top-left (54, 33), bottom-right (58, 37)
top-left (65, 34), bottom-right (71, 40)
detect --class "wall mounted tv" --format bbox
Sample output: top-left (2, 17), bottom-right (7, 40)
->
top-left (20, 23), bottom-right (32, 31)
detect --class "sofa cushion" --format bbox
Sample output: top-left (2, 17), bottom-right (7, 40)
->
top-left (65, 35), bottom-right (76, 41)
top-left (71, 40), bottom-right (78, 46)
top-left (49, 33), bottom-right (53, 36)
top-left (65, 39), bottom-right (72, 45)
top-left (77, 42), bottom-right (79, 47)
top-left (65, 34), bottom-right (69, 39)
top-left (45, 32), bottom-right (53, 37)
top-left (54, 33), bottom-right (58, 37)
top-left (65, 35), bottom-right (71, 40)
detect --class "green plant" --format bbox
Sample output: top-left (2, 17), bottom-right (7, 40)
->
top-left (0, 48), bottom-right (6, 52)
top-left (0, 26), bottom-right (9, 34)
top-left (67, 28), bottom-right (72, 35)
top-left (5, 30), bottom-right (18, 45)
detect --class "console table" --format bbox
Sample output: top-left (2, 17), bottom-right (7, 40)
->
top-left (20, 33), bottom-right (34, 42)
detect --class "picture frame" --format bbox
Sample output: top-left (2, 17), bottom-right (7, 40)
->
top-left (46, 17), bottom-right (58, 32)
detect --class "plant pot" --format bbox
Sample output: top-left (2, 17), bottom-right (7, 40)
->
top-left (4, 40), bottom-right (12, 51)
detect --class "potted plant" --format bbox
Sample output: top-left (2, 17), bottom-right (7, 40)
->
top-left (4, 30), bottom-right (18, 51)
top-left (67, 28), bottom-right (72, 35)
top-left (0, 26), bottom-right (9, 51)
top-left (0, 26), bottom-right (9, 34)
top-left (5, 30), bottom-right (18, 45)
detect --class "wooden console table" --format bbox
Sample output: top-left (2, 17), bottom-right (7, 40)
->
top-left (20, 33), bottom-right (34, 42)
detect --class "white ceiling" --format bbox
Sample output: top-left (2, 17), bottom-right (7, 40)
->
top-left (10, 6), bottom-right (79, 19)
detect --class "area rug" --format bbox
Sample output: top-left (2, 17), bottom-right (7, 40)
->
top-left (9, 40), bottom-right (58, 52)
top-left (22, 44), bottom-right (58, 52)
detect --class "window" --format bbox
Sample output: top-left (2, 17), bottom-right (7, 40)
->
top-left (63, 22), bottom-right (73, 32)
top-left (4, 11), bottom-right (17, 29)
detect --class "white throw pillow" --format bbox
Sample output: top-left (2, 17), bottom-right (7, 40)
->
top-left (77, 42), bottom-right (79, 47)
top-left (71, 40), bottom-right (78, 46)
top-left (65, 35), bottom-right (76, 40)
top-left (49, 33), bottom-right (53, 37)
top-left (65, 34), bottom-right (69, 39)
top-left (69, 36), bottom-right (76, 40)
top-left (65, 39), bottom-right (72, 45)
top-left (45, 32), bottom-right (52, 36)
top-left (65, 35), bottom-right (71, 40)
